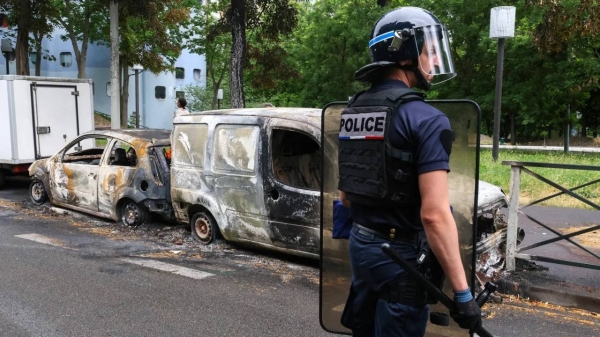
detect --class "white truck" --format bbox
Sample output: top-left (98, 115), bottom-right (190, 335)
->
top-left (0, 76), bottom-right (94, 188)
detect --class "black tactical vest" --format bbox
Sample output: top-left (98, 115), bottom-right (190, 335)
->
top-left (338, 87), bottom-right (425, 207)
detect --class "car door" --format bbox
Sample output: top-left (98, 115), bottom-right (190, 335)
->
top-left (264, 118), bottom-right (321, 254)
top-left (97, 139), bottom-right (138, 217)
top-left (210, 122), bottom-right (271, 244)
top-left (49, 135), bottom-right (109, 212)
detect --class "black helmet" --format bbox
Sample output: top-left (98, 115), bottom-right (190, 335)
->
top-left (355, 7), bottom-right (456, 90)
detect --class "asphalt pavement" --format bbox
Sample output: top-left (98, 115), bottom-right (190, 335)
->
top-left (1, 176), bottom-right (599, 336)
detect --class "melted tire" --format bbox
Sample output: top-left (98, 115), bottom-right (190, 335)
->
top-left (29, 179), bottom-right (48, 205)
top-left (190, 211), bottom-right (218, 245)
top-left (120, 199), bottom-right (148, 227)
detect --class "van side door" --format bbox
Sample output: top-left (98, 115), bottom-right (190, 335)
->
top-left (264, 119), bottom-right (321, 254)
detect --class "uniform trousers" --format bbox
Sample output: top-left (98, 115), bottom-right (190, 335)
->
top-left (347, 225), bottom-right (429, 337)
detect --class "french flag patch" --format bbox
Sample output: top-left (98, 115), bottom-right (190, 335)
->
top-left (339, 111), bottom-right (386, 140)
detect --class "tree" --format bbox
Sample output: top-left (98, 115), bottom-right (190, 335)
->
top-left (276, 0), bottom-right (389, 107)
top-left (0, 0), bottom-right (55, 75)
top-left (210, 0), bottom-right (299, 108)
top-left (51, 0), bottom-right (107, 79)
top-left (114, 0), bottom-right (194, 127)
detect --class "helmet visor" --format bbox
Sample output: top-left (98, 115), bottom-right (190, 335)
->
top-left (414, 25), bottom-right (456, 85)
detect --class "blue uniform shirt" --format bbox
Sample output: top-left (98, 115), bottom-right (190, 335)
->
top-left (350, 79), bottom-right (452, 231)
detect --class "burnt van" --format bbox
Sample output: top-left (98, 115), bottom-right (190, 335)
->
top-left (171, 108), bottom-right (324, 258)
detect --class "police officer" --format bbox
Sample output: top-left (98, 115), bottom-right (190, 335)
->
top-left (338, 6), bottom-right (482, 337)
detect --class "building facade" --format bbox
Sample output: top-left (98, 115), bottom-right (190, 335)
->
top-left (0, 28), bottom-right (206, 130)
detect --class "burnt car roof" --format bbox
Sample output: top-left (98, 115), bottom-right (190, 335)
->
top-left (81, 129), bottom-right (172, 147)
top-left (176, 108), bottom-right (322, 128)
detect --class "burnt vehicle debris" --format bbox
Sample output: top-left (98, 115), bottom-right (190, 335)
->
top-left (28, 129), bottom-right (172, 226)
top-left (171, 109), bottom-right (322, 258)
top-left (171, 108), bottom-right (515, 262)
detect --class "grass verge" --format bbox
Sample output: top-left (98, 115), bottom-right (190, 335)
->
top-left (479, 149), bottom-right (600, 209)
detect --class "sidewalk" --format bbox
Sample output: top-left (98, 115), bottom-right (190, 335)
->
top-left (496, 206), bottom-right (600, 313)
top-left (480, 144), bottom-right (600, 153)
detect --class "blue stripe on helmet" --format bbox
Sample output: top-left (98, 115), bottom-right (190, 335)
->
top-left (368, 31), bottom-right (395, 48)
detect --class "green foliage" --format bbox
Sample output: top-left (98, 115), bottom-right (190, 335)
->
top-left (275, 0), bottom-right (391, 108)
top-left (479, 149), bottom-right (600, 209)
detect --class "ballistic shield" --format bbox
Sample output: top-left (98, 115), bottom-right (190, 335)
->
top-left (320, 100), bottom-right (481, 336)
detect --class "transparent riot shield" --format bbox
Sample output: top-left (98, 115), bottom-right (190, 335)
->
top-left (320, 100), bottom-right (481, 336)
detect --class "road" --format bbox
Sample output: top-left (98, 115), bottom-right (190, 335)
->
top-left (1, 177), bottom-right (599, 336)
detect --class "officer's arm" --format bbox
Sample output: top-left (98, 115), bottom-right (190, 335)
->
top-left (418, 170), bottom-right (469, 292)
top-left (338, 191), bottom-right (351, 208)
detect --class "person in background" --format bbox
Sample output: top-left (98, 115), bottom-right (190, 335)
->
top-left (174, 98), bottom-right (189, 117)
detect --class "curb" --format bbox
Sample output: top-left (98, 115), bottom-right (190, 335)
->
top-left (496, 278), bottom-right (600, 313)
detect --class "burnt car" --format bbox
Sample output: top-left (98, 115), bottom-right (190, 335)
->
top-left (171, 108), bottom-right (511, 260)
top-left (28, 129), bottom-right (172, 226)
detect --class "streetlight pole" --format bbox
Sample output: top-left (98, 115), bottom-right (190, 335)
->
top-left (132, 64), bottom-right (143, 128)
top-left (492, 37), bottom-right (505, 161)
top-left (490, 6), bottom-right (516, 162)
top-left (1, 38), bottom-right (13, 75)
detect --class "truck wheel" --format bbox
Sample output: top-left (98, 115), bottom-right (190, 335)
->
top-left (191, 211), bottom-right (218, 245)
top-left (120, 199), bottom-right (148, 227)
top-left (29, 179), bottom-right (48, 205)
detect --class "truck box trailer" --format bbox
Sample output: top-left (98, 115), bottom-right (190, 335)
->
top-left (0, 75), bottom-right (94, 188)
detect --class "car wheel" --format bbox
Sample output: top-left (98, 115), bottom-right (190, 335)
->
top-left (120, 199), bottom-right (148, 226)
top-left (191, 211), bottom-right (218, 245)
top-left (29, 179), bottom-right (48, 205)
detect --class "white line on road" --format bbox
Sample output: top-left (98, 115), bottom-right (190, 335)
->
top-left (15, 233), bottom-right (73, 250)
top-left (119, 258), bottom-right (215, 280)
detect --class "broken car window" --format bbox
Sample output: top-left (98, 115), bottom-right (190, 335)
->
top-left (109, 140), bottom-right (137, 167)
top-left (62, 136), bottom-right (110, 165)
top-left (271, 129), bottom-right (321, 191)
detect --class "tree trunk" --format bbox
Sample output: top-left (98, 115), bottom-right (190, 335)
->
top-left (581, 110), bottom-right (587, 137)
top-left (15, 0), bottom-right (31, 76)
top-left (229, 0), bottom-right (246, 108)
top-left (121, 63), bottom-right (130, 129)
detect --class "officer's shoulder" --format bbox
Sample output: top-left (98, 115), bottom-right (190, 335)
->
top-left (399, 100), bottom-right (448, 121)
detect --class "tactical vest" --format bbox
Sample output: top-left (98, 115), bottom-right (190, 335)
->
top-left (338, 87), bottom-right (425, 207)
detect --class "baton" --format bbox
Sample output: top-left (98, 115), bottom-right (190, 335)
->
top-left (381, 243), bottom-right (494, 337)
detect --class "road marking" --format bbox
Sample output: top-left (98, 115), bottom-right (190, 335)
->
top-left (119, 258), bottom-right (215, 280)
top-left (15, 233), bottom-right (73, 250)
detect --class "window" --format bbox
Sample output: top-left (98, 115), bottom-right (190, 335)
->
top-left (155, 86), bottom-right (166, 99)
top-left (175, 67), bottom-right (185, 79)
top-left (106, 82), bottom-right (111, 97)
top-left (29, 52), bottom-right (38, 64)
top-left (176, 91), bottom-right (185, 99)
top-left (62, 136), bottom-right (110, 165)
top-left (60, 52), bottom-right (72, 67)
top-left (214, 125), bottom-right (259, 174)
top-left (172, 124), bottom-right (208, 167)
top-left (108, 140), bottom-right (137, 167)
top-left (271, 129), bottom-right (321, 190)
top-left (193, 69), bottom-right (201, 81)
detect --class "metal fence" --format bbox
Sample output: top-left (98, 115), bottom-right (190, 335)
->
top-left (502, 161), bottom-right (600, 271)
